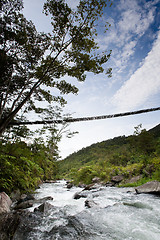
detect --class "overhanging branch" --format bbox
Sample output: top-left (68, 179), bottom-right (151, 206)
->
top-left (9, 107), bottom-right (160, 126)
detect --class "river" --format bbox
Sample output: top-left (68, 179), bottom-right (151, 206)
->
top-left (26, 180), bottom-right (160, 240)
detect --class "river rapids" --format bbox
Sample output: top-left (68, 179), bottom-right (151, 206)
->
top-left (17, 180), bottom-right (160, 240)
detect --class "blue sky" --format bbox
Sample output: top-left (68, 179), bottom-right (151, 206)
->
top-left (23, 0), bottom-right (160, 158)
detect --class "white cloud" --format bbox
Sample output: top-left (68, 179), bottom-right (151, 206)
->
top-left (121, 40), bottom-right (137, 59)
top-left (111, 30), bottom-right (160, 111)
top-left (98, 0), bottom-right (156, 78)
top-left (118, 2), bottom-right (155, 37)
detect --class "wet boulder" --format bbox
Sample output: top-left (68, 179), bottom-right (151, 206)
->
top-left (74, 184), bottom-right (103, 200)
top-left (1, 208), bottom-right (54, 240)
top-left (48, 215), bottom-right (89, 239)
top-left (14, 200), bottom-right (34, 210)
top-left (34, 202), bottom-right (54, 213)
top-left (13, 195), bottom-right (53, 210)
top-left (106, 181), bottom-right (115, 187)
top-left (0, 192), bottom-right (12, 214)
top-left (35, 196), bottom-right (53, 204)
top-left (66, 182), bottom-right (74, 189)
top-left (83, 183), bottom-right (102, 191)
top-left (74, 191), bottom-right (89, 199)
top-left (135, 181), bottom-right (160, 195)
top-left (85, 199), bottom-right (98, 208)
top-left (0, 212), bottom-right (21, 240)
top-left (12, 211), bottom-right (42, 240)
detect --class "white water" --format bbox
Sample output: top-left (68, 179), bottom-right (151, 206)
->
top-left (29, 180), bottom-right (160, 240)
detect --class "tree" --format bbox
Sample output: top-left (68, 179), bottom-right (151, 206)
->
top-left (129, 124), bottom-right (155, 154)
top-left (34, 105), bottom-right (79, 160)
top-left (1, 116), bottom-right (33, 143)
top-left (0, 0), bottom-right (112, 136)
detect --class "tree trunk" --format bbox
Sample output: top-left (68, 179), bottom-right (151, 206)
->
top-left (0, 81), bottom-right (41, 136)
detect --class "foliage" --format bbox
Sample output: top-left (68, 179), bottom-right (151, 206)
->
top-left (0, 141), bottom-right (58, 194)
top-left (34, 105), bottom-right (79, 160)
top-left (1, 116), bottom-right (33, 143)
top-left (74, 166), bottom-right (98, 185)
top-left (148, 123), bottom-right (160, 138)
top-left (0, 0), bottom-right (112, 135)
top-left (58, 124), bottom-right (160, 185)
top-left (128, 124), bottom-right (155, 154)
top-left (119, 178), bottom-right (153, 188)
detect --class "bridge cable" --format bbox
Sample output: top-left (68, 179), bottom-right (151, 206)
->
top-left (9, 106), bottom-right (160, 126)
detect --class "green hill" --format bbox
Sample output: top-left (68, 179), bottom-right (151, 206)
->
top-left (148, 123), bottom-right (160, 138)
top-left (57, 124), bottom-right (160, 185)
top-left (58, 135), bottom-right (128, 172)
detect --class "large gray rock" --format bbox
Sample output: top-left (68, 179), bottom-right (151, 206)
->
top-left (13, 196), bottom-right (53, 210)
top-left (0, 212), bottom-right (21, 240)
top-left (135, 181), bottom-right (160, 195)
top-left (74, 191), bottom-right (88, 199)
top-left (34, 202), bottom-right (54, 213)
top-left (14, 200), bottom-right (34, 210)
top-left (10, 211), bottom-right (42, 240)
top-left (0, 192), bottom-right (12, 214)
top-left (0, 208), bottom-right (54, 240)
top-left (111, 175), bottom-right (123, 183)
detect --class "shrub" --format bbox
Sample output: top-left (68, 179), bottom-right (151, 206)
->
top-left (0, 141), bottom-right (58, 194)
top-left (74, 166), bottom-right (98, 185)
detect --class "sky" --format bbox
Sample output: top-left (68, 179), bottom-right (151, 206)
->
top-left (23, 0), bottom-right (160, 158)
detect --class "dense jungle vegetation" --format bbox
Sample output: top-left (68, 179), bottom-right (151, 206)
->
top-left (0, 139), bottom-right (58, 194)
top-left (1, 123), bottom-right (160, 194)
top-left (57, 124), bottom-right (160, 186)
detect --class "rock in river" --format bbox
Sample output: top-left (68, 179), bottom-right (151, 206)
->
top-left (135, 181), bottom-right (160, 195)
top-left (85, 199), bottom-right (98, 208)
top-left (34, 202), bottom-right (54, 213)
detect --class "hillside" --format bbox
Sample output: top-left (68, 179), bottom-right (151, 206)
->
top-left (148, 123), bottom-right (160, 138)
top-left (58, 135), bottom-right (128, 172)
top-left (57, 124), bottom-right (160, 185)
